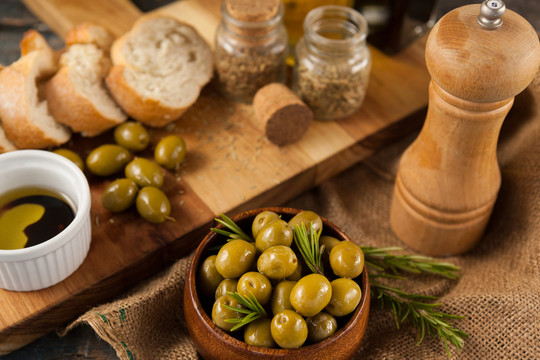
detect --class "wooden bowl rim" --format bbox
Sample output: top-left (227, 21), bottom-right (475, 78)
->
top-left (186, 207), bottom-right (370, 355)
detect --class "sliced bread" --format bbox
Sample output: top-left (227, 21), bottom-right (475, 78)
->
top-left (106, 15), bottom-right (213, 127)
top-left (46, 23), bottom-right (127, 137)
top-left (0, 122), bottom-right (17, 153)
top-left (0, 30), bottom-right (71, 149)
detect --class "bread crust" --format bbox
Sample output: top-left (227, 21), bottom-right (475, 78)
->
top-left (106, 15), bottom-right (212, 127)
top-left (0, 32), bottom-right (70, 149)
top-left (47, 66), bottom-right (126, 136)
top-left (106, 65), bottom-right (187, 127)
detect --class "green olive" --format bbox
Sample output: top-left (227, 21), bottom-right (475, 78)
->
top-left (271, 280), bottom-right (296, 316)
top-left (215, 278), bottom-right (238, 300)
top-left (135, 186), bottom-right (171, 223)
top-left (244, 317), bottom-right (276, 348)
top-left (237, 271), bottom-right (272, 306)
top-left (212, 295), bottom-right (244, 332)
top-left (101, 178), bottom-right (138, 212)
top-left (288, 210), bottom-right (323, 235)
top-left (325, 278), bottom-right (362, 317)
top-left (86, 144), bottom-right (131, 176)
top-left (154, 135), bottom-right (187, 170)
top-left (257, 245), bottom-right (298, 280)
top-left (271, 310), bottom-right (308, 349)
top-left (53, 148), bottom-right (84, 171)
top-left (286, 260), bottom-right (303, 281)
top-left (255, 219), bottom-right (293, 253)
top-left (251, 211), bottom-right (280, 239)
top-left (125, 157), bottom-right (164, 188)
top-left (290, 274), bottom-right (332, 317)
top-left (306, 312), bottom-right (338, 343)
top-left (329, 241), bottom-right (364, 279)
top-left (114, 121), bottom-right (150, 151)
top-left (320, 235), bottom-right (341, 257)
top-left (198, 255), bottom-right (224, 298)
top-left (215, 239), bottom-right (256, 279)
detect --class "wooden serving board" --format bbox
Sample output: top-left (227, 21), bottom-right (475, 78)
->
top-left (1, 0), bottom-right (430, 354)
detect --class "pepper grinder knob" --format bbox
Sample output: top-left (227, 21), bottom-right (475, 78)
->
top-left (390, 1), bottom-right (540, 256)
top-left (478, 0), bottom-right (505, 29)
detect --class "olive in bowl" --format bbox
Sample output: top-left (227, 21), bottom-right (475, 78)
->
top-left (184, 207), bottom-right (370, 360)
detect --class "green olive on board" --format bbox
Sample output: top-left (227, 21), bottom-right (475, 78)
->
top-left (101, 178), bottom-right (138, 212)
top-left (114, 121), bottom-right (150, 151)
top-left (271, 310), bottom-right (308, 349)
top-left (290, 274), bottom-right (332, 317)
top-left (53, 148), bottom-right (84, 171)
top-left (329, 241), bottom-right (364, 279)
top-left (125, 157), bottom-right (164, 188)
top-left (135, 186), bottom-right (171, 223)
top-left (86, 144), bottom-right (131, 176)
top-left (154, 135), bottom-right (187, 170)
top-left (244, 317), bottom-right (276, 348)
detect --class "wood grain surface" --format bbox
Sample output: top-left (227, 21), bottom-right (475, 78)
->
top-left (1, 0), bottom-right (429, 354)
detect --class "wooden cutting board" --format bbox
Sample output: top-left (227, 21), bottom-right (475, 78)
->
top-left (1, 0), bottom-right (430, 354)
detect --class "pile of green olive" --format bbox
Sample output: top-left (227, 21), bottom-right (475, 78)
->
top-left (198, 210), bottom-right (365, 349)
top-left (55, 121), bottom-right (187, 223)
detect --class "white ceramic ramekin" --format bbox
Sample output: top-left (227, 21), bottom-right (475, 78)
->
top-left (0, 150), bottom-right (91, 291)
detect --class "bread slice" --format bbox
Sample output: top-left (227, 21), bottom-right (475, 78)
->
top-left (106, 15), bottom-right (213, 127)
top-left (46, 24), bottom-right (127, 137)
top-left (0, 122), bottom-right (17, 153)
top-left (0, 30), bottom-right (70, 149)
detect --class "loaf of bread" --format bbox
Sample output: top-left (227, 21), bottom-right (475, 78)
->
top-left (0, 65), bottom-right (16, 153)
top-left (0, 30), bottom-right (71, 149)
top-left (46, 23), bottom-right (127, 137)
top-left (106, 15), bottom-right (213, 127)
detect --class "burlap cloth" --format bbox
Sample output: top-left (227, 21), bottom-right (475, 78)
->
top-left (63, 74), bottom-right (540, 359)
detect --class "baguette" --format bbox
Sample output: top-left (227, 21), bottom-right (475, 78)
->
top-left (0, 121), bottom-right (17, 153)
top-left (46, 23), bottom-right (127, 137)
top-left (0, 30), bottom-right (70, 149)
top-left (106, 15), bottom-right (213, 127)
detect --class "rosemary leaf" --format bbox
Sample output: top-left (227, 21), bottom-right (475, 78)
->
top-left (223, 291), bottom-right (267, 331)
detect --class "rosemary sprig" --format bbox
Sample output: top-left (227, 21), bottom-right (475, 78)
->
top-left (292, 222), bottom-right (324, 275)
top-left (211, 213), bottom-right (252, 242)
top-left (361, 246), bottom-right (461, 279)
top-left (371, 280), bottom-right (468, 357)
top-left (223, 291), bottom-right (267, 331)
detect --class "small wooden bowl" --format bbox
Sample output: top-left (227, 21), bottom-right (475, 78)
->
top-left (184, 207), bottom-right (370, 360)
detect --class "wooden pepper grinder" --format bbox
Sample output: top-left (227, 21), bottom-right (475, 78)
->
top-left (390, 0), bottom-right (540, 256)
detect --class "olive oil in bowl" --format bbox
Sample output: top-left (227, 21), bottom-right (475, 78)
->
top-left (0, 187), bottom-right (75, 250)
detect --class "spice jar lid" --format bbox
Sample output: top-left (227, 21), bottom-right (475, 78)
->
top-left (425, 0), bottom-right (540, 102)
top-left (225, 0), bottom-right (280, 23)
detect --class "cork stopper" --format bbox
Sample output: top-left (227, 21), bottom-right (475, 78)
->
top-left (425, 3), bottom-right (540, 102)
top-left (253, 83), bottom-right (313, 146)
top-left (225, 0), bottom-right (280, 23)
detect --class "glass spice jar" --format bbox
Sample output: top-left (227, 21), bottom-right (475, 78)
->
top-left (215, 0), bottom-right (288, 103)
top-left (292, 5), bottom-right (372, 121)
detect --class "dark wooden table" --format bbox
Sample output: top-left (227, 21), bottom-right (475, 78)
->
top-left (1, 0), bottom-right (537, 358)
